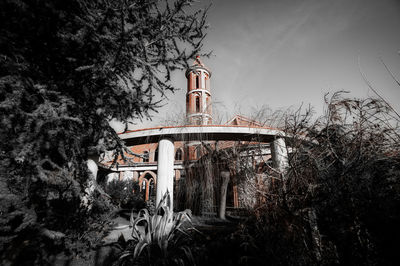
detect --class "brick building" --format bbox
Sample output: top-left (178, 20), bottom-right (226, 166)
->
top-left (101, 57), bottom-right (284, 214)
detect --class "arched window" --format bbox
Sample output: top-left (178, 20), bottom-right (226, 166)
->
top-left (148, 179), bottom-right (155, 198)
top-left (195, 96), bottom-right (200, 112)
top-left (143, 151), bottom-right (149, 162)
top-left (144, 173), bottom-right (155, 201)
top-left (196, 75), bottom-right (200, 88)
top-left (154, 147), bottom-right (158, 162)
top-left (175, 148), bottom-right (183, 161)
top-left (141, 179), bottom-right (147, 200)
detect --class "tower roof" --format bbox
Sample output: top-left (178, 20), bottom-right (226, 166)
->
top-left (185, 55), bottom-right (211, 77)
top-left (194, 55), bottom-right (206, 67)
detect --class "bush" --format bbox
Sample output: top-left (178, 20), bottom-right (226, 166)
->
top-left (105, 179), bottom-right (145, 211)
top-left (115, 193), bottom-right (196, 266)
top-left (198, 94), bottom-right (400, 266)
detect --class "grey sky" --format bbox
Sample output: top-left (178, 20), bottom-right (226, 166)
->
top-left (112, 0), bottom-right (400, 132)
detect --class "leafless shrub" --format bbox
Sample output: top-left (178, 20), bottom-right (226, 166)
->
top-left (249, 92), bottom-right (400, 265)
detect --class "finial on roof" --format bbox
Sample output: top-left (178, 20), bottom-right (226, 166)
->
top-left (185, 55), bottom-right (211, 77)
top-left (194, 55), bottom-right (205, 67)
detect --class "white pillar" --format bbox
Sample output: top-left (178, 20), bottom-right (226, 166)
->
top-left (87, 159), bottom-right (98, 180)
top-left (132, 171), bottom-right (139, 182)
top-left (82, 159), bottom-right (99, 208)
top-left (200, 70), bottom-right (206, 89)
top-left (202, 91), bottom-right (207, 125)
top-left (156, 138), bottom-right (175, 210)
top-left (271, 137), bottom-right (289, 177)
top-left (219, 170), bottom-right (230, 220)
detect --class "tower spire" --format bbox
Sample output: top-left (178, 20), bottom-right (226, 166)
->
top-left (194, 55), bottom-right (205, 67)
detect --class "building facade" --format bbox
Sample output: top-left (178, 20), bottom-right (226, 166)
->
top-left (102, 57), bottom-right (278, 214)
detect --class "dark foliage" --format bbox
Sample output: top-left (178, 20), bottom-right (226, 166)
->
top-left (186, 94), bottom-right (400, 266)
top-left (230, 93), bottom-right (400, 265)
top-left (0, 0), bottom-right (208, 264)
top-left (105, 179), bottom-right (145, 210)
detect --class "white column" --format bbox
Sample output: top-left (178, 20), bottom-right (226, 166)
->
top-left (219, 170), bottom-right (230, 220)
top-left (200, 70), bottom-right (206, 89)
top-left (271, 137), bottom-right (289, 177)
top-left (87, 159), bottom-right (98, 180)
top-left (132, 171), bottom-right (139, 182)
top-left (156, 138), bottom-right (175, 210)
top-left (201, 90), bottom-right (207, 125)
top-left (82, 159), bottom-right (99, 208)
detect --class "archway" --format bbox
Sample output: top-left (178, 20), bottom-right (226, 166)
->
top-left (175, 148), bottom-right (183, 161)
top-left (138, 171), bottom-right (157, 201)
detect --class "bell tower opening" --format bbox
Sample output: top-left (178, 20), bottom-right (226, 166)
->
top-left (195, 96), bottom-right (200, 113)
top-left (196, 75), bottom-right (200, 89)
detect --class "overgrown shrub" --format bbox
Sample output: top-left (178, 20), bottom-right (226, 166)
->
top-left (232, 93), bottom-right (400, 265)
top-left (105, 179), bottom-right (145, 211)
top-left (0, 188), bottom-right (114, 265)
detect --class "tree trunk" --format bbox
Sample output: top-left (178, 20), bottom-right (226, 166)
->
top-left (219, 170), bottom-right (230, 220)
top-left (201, 159), bottom-right (214, 216)
top-left (308, 208), bottom-right (322, 262)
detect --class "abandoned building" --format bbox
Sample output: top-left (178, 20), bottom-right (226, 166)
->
top-left (100, 56), bottom-right (289, 216)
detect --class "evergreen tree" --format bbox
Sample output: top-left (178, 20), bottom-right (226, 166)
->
top-left (0, 0), bottom-right (208, 263)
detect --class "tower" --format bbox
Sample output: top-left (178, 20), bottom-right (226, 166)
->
top-left (185, 56), bottom-right (212, 125)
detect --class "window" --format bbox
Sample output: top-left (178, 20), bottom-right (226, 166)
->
top-left (195, 97), bottom-right (200, 112)
top-left (154, 147), bottom-right (158, 162)
top-left (141, 179), bottom-right (147, 200)
top-left (144, 173), bottom-right (155, 200)
top-left (149, 179), bottom-right (155, 198)
top-left (196, 75), bottom-right (200, 88)
top-left (143, 151), bottom-right (149, 162)
top-left (175, 148), bottom-right (183, 161)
